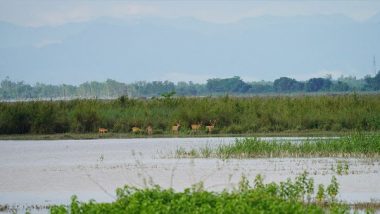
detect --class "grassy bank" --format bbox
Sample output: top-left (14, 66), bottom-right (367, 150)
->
top-left (49, 172), bottom-right (374, 214)
top-left (1, 94), bottom-right (380, 136)
top-left (176, 133), bottom-right (380, 158)
top-left (0, 130), bottom-right (354, 140)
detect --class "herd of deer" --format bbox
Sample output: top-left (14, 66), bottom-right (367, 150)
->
top-left (98, 120), bottom-right (216, 135)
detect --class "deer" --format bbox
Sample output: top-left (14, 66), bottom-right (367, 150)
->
top-left (172, 122), bottom-right (181, 134)
top-left (146, 125), bottom-right (153, 135)
top-left (205, 120), bottom-right (216, 134)
top-left (98, 128), bottom-right (108, 134)
top-left (132, 126), bottom-right (141, 133)
top-left (191, 122), bottom-right (202, 134)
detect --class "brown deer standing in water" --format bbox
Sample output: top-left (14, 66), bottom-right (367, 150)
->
top-left (98, 128), bottom-right (108, 134)
top-left (146, 125), bottom-right (153, 135)
top-left (191, 122), bottom-right (202, 134)
top-left (205, 120), bottom-right (216, 134)
top-left (132, 127), bottom-right (141, 133)
top-left (172, 122), bottom-right (180, 134)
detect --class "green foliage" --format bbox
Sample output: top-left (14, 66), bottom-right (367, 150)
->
top-left (1, 94), bottom-right (380, 135)
top-left (51, 173), bottom-right (349, 214)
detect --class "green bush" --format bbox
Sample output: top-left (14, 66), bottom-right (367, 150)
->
top-left (51, 173), bottom-right (348, 214)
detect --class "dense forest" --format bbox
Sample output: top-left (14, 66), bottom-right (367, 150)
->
top-left (0, 72), bottom-right (379, 100)
top-left (1, 94), bottom-right (379, 135)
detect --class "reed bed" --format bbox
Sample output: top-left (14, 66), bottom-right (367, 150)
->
top-left (176, 133), bottom-right (380, 158)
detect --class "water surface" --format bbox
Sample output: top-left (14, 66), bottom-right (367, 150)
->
top-left (0, 137), bottom-right (379, 212)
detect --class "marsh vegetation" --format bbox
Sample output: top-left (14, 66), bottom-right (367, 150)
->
top-left (175, 134), bottom-right (380, 158)
top-left (1, 94), bottom-right (380, 136)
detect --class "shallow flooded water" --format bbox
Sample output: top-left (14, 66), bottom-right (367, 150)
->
top-left (0, 137), bottom-right (379, 212)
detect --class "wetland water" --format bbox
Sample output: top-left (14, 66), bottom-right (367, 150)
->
top-left (0, 137), bottom-right (379, 212)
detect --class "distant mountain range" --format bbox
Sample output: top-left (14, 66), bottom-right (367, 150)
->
top-left (0, 14), bottom-right (379, 84)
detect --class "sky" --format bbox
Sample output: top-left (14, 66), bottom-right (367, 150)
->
top-left (1, 0), bottom-right (380, 27)
top-left (0, 1), bottom-right (380, 84)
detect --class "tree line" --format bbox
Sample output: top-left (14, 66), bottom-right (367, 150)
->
top-left (0, 72), bottom-right (379, 100)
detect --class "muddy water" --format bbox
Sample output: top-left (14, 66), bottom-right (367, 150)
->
top-left (0, 137), bottom-right (379, 212)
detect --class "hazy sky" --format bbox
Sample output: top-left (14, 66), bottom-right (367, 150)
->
top-left (1, 1), bottom-right (380, 84)
top-left (1, 0), bottom-right (380, 26)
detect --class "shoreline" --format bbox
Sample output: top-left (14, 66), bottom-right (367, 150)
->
top-left (0, 131), bottom-right (370, 140)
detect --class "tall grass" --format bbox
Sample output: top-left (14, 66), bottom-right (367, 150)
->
top-left (176, 134), bottom-right (380, 158)
top-left (1, 94), bottom-right (380, 135)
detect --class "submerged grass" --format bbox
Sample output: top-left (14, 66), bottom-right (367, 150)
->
top-left (51, 172), bottom-right (357, 214)
top-left (176, 133), bottom-right (380, 158)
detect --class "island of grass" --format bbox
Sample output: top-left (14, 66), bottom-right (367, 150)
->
top-left (175, 133), bottom-right (380, 158)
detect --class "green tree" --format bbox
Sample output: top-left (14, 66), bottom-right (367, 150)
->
top-left (206, 76), bottom-right (251, 93)
top-left (364, 71), bottom-right (380, 90)
top-left (273, 77), bottom-right (304, 92)
top-left (306, 78), bottom-right (332, 92)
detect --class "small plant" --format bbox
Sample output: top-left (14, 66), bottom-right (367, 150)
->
top-left (344, 161), bottom-right (349, 175)
top-left (335, 160), bottom-right (349, 175)
top-left (175, 147), bottom-right (199, 158)
top-left (316, 184), bottom-right (325, 204)
top-left (237, 174), bottom-right (250, 192)
top-left (336, 161), bottom-right (343, 175)
top-left (306, 176), bottom-right (314, 203)
top-left (327, 176), bottom-right (339, 202)
top-left (200, 145), bottom-right (212, 158)
top-left (189, 148), bottom-right (198, 157)
top-left (254, 174), bottom-right (264, 189)
top-left (190, 181), bottom-right (205, 192)
top-left (175, 147), bottom-right (186, 157)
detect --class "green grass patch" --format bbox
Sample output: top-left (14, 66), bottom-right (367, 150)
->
top-left (176, 133), bottom-right (380, 158)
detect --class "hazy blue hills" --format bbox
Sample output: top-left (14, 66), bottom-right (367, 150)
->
top-left (0, 14), bottom-right (379, 84)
